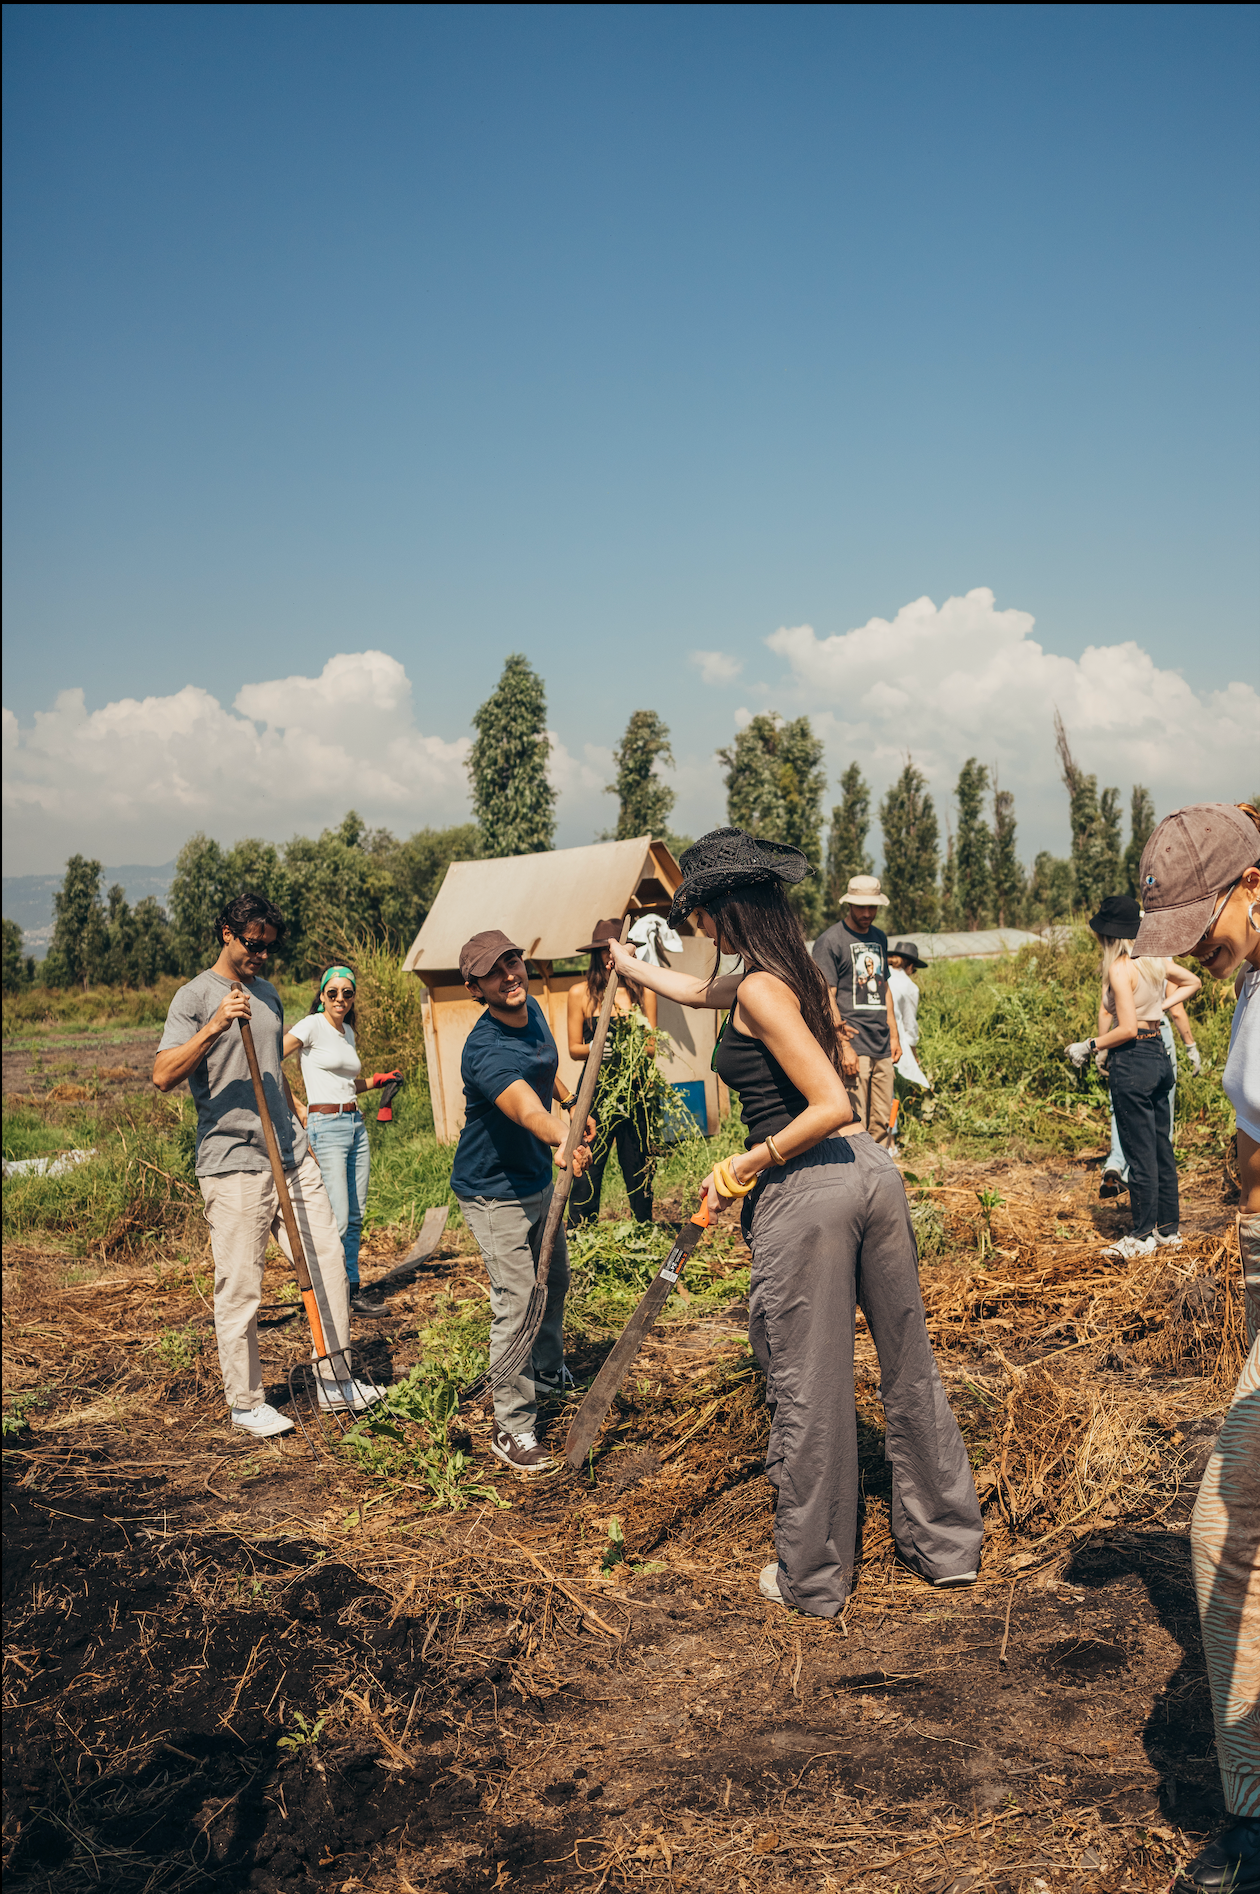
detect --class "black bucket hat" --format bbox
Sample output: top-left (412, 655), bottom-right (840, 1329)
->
top-left (1089, 893), bottom-right (1142, 939)
top-left (890, 939), bottom-right (929, 970)
top-left (668, 827), bottom-right (811, 928)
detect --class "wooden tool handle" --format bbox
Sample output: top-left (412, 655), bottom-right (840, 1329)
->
top-left (232, 985), bottom-right (326, 1353)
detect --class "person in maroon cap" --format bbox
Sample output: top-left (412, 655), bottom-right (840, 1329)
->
top-left (1132, 802), bottom-right (1260, 1893)
top-left (449, 931), bottom-right (594, 1474)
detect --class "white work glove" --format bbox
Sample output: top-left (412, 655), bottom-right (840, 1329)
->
top-left (1065, 1041), bottom-right (1093, 1069)
top-left (1185, 1042), bottom-right (1202, 1077)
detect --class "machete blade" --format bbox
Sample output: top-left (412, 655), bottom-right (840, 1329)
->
top-left (562, 1199), bottom-right (711, 1470)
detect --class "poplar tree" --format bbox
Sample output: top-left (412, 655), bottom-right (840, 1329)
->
top-left (45, 856), bottom-right (107, 989)
top-left (879, 761), bottom-right (940, 933)
top-left (824, 763), bottom-right (873, 924)
top-left (467, 654), bottom-right (556, 858)
top-left (609, 710), bottom-right (676, 839)
top-left (718, 712), bottom-right (826, 932)
top-left (991, 785), bottom-right (1025, 927)
top-left (1123, 786), bottom-right (1156, 898)
top-left (953, 758), bottom-right (993, 929)
top-left (1053, 711), bottom-right (1120, 915)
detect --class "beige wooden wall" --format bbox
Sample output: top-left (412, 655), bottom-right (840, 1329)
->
top-left (419, 932), bottom-right (722, 1145)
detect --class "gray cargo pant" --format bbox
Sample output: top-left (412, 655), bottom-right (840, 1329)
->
top-left (457, 1186), bottom-right (569, 1437)
top-left (745, 1132), bottom-right (982, 1617)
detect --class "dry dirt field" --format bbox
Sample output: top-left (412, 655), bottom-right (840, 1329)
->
top-left (2, 1131), bottom-right (1246, 1894)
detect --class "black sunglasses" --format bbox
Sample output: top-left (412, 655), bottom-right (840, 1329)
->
top-left (234, 932), bottom-right (272, 957)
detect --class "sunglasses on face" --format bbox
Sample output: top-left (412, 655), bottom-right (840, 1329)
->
top-left (323, 986), bottom-right (355, 1001)
top-left (235, 933), bottom-right (271, 956)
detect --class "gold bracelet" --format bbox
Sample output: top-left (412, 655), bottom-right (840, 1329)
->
top-left (714, 1156), bottom-right (758, 1199)
top-left (765, 1133), bottom-right (787, 1167)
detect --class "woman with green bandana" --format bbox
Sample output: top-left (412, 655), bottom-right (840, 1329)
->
top-left (284, 966), bottom-right (399, 1316)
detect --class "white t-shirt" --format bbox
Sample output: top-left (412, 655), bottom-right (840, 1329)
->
top-left (1224, 966), bottom-right (1260, 1143)
top-left (288, 1013), bottom-right (361, 1105)
top-left (888, 967), bottom-right (921, 1047)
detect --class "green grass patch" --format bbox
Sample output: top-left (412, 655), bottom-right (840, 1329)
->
top-left (1, 1092), bottom-right (200, 1255)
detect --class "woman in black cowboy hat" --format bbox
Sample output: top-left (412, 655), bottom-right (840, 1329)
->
top-left (566, 919), bottom-right (659, 1226)
top-left (609, 827), bottom-right (982, 1618)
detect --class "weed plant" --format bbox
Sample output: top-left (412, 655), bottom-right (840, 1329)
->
top-left (566, 1217), bottom-right (750, 1339)
top-left (1, 1092), bottom-right (201, 1255)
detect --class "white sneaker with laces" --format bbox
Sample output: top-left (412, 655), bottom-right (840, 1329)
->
top-left (933, 1571), bottom-right (979, 1588)
top-left (1153, 1230), bottom-right (1185, 1249)
top-left (231, 1403), bottom-right (294, 1438)
top-left (759, 1563), bottom-right (785, 1602)
top-left (317, 1379), bottom-right (381, 1413)
top-left (1102, 1233), bottom-right (1158, 1262)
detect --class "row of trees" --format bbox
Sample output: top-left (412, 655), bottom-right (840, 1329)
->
top-left (4, 648), bottom-right (1179, 989)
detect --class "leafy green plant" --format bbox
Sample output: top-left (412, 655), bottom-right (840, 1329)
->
top-left (3, 1389), bottom-right (47, 1436)
top-left (277, 1711), bottom-right (326, 1752)
top-left (153, 1324), bottom-right (202, 1376)
top-left (600, 1516), bottom-right (626, 1574)
top-left (974, 1188), bottom-right (1005, 1261)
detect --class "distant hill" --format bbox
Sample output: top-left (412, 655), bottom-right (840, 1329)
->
top-left (1, 863), bottom-right (177, 952)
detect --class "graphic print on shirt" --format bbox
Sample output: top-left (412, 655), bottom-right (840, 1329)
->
top-left (851, 942), bottom-right (887, 1011)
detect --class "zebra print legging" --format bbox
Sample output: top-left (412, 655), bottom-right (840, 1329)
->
top-left (1189, 1210), bottom-right (1260, 1817)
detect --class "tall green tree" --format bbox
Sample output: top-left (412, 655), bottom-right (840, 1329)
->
top-left (467, 654), bottom-right (556, 857)
top-left (824, 763), bottom-right (873, 924)
top-left (879, 761), bottom-right (940, 933)
top-left (2, 918), bottom-right (33, 992)
top-left (1027, 852), bottom-right (1075, 924)
top-left (369, 823), bottom-right (483, 945)
top-left (939, 825), bottom-right (958, 930)
top-left (952, 758), bottom-right (993, 929)
top-left (1123, 785), bottom-right (1156, 898)
top-left (991, 785), bottom-right (1025, 927)
top-left (45, 856), bottom-right (107, 989)
top-left (1053, 712), bottom-right (1120, 914)
top-left (718, 712), bottom-right (827, 932)
top-left (608, 710), bottom-right (676, 840)
top-left (169, 833), bottom-right (228, 974)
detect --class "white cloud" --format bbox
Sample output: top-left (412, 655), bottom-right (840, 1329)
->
top-left (691, 650), bottom-right (744, 686)
top-left (2, 652), bottom-right (472, 872)
top-left (764, 588), bottom-right (1260, 859)
top-left (546, 733), bottom-right (614, 801)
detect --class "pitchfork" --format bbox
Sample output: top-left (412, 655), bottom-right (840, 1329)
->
top-left (459, 917), bottom-right (631, 1408)
top-left (233, 987), bottom-right (384, 1455)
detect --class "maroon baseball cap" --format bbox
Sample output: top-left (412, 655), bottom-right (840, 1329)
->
top-left (459, 929), bottom-right (524, 981)
top-left (1133, 803), bottom-right (1260, 958)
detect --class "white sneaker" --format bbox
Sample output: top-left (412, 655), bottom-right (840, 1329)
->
top-left (759, 1563), bottom-right (785, 1602)
top-left (316, 1378), bottom-right (381, 1413)
top-left (1102, 1233), bottom-right (1159, 1262)
top-left (231, 1403), bottom-right (294, 1438)
top-left (1153, 1229), bottom-right (1185, 1249)
top-left (934, 1571), bottom-right (979, 1588)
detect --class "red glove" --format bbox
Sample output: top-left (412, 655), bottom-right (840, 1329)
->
top-left (369, 1071), bottom-right (401, 1088)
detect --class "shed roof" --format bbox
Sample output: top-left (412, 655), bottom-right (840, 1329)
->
top-left (402, 836), bottom-right (681, 975)
top-left (910, 927), bottom-right (1044, 961)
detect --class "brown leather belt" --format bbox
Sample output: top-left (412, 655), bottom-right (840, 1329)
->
top-left (1134, 1025), bottom-right (1163, 1040)
top-left (307, 1102), bottom-right (360, 1114)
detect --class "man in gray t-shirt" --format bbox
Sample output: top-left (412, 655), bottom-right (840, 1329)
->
top-left (154, 892), bottom-right (370, 1438)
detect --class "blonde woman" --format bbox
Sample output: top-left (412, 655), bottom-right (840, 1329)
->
top-left (1065, 894), bottom-right (1199, 1260)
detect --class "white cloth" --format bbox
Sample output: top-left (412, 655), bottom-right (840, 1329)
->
top-left (1224, 966), bottom-right (1260, 1143)
top-left (888, 968), bottom-right (929, 1088)
top-left (287, 1013), bottom-right (361, 1105)
top-left (629, 914), bottom-right (683, 967)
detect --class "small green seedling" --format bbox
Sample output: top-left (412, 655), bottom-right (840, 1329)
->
top-left (154, 1325), bottom-right (202, 1376)
top-left (974, 1189), bottom-right (1005, 1261)
top-left (600, 1516), bottom-right (626, 1574)
top-left (277, 1711), bottom-right (326, 1751)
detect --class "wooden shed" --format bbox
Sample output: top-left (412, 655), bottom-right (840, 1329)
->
top-left (402, 837), bottom-right (724, 1146)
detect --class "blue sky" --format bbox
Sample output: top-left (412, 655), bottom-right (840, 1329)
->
top-left (4, 4), bottom-right (1257, 874)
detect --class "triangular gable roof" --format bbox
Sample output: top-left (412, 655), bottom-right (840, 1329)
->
top-left (402, 836), bottom-right (682, 975)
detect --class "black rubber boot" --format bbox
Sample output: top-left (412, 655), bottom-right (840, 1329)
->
top-left (1173, 1817), bottom-right (1260, 1894)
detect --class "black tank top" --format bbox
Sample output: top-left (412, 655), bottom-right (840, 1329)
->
top-left (713, 1015), bottom-right (808, 1146)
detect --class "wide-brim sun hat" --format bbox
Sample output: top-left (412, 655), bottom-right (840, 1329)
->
top-left (1088, 894), bottom-right (1142, 940)
top-left (890, 939), bottom-right (929, 969)
top-left (575, 918), bottom-right (623, 953)
top-left (844, 874), bottom-right (890, 908)
top-left (1132, 803), bottom-right (1260, 959)
top-left (669, 827), bottom-right (811, 929)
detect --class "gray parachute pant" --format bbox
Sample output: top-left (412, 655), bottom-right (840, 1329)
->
top-left (745, 1132), bottom-right (983, 1617)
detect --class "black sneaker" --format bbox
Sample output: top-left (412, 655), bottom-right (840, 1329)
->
top-left (350, 1290), bottom-right (387, 1316)
top-left (489, 1426), bottom-right (555, 1474)
top-left (1172, 1816), bottom-right (1260, 1893)
top-left (1098, 1170), bottom-right (1124, 1199)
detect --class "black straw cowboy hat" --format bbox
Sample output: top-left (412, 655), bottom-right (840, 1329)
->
top-left (668, 827), bottom-right (812, 928)
top-left (890, 939), bottom-right (929, 970)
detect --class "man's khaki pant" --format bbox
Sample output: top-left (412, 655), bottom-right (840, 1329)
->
top-left (200, 1153), bottom-right (350, 1409)
top-left (843, 1056), bottom-right (895, 1148)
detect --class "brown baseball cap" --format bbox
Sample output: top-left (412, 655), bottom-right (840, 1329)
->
top-left (459, 929), bottom-right (524, 981)
top-left (1132, 803), bottom-right (1260, 958)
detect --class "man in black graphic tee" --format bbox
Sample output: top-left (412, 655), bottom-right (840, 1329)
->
top-left (812, 874), bottom-right (902, 1149)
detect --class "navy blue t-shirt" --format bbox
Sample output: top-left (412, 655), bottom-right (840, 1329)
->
top-left (450, 996), bottom-right (559, 1200)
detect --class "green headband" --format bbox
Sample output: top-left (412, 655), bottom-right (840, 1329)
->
top-left (318, 966), bottom-right (355, 1011)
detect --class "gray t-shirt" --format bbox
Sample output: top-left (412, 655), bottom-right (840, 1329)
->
top-left (158, 970), bottom-right (309, 1177)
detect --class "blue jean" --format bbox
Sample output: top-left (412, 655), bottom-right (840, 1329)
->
top-left (307, 1112), bottom-right (370, 1286)
top-left (1109, 1036), bottom-right (1178, 1239)
top-left (1106, 1017), bottom-right (1176, 1183)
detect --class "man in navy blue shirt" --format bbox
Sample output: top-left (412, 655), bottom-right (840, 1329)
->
top-left (451, 930), bottom-right (594, 1472)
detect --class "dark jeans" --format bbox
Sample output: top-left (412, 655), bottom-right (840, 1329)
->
top-left (1109, 1036), bottom-right (1178, 1238)
top-left (569, 1109), bottom-right (655, 1225)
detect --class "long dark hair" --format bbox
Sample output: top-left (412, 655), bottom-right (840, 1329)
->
top-left (705, 883), bottom-right (841, 1073)
top-left (585, 947), bottom-right (644, 1013)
